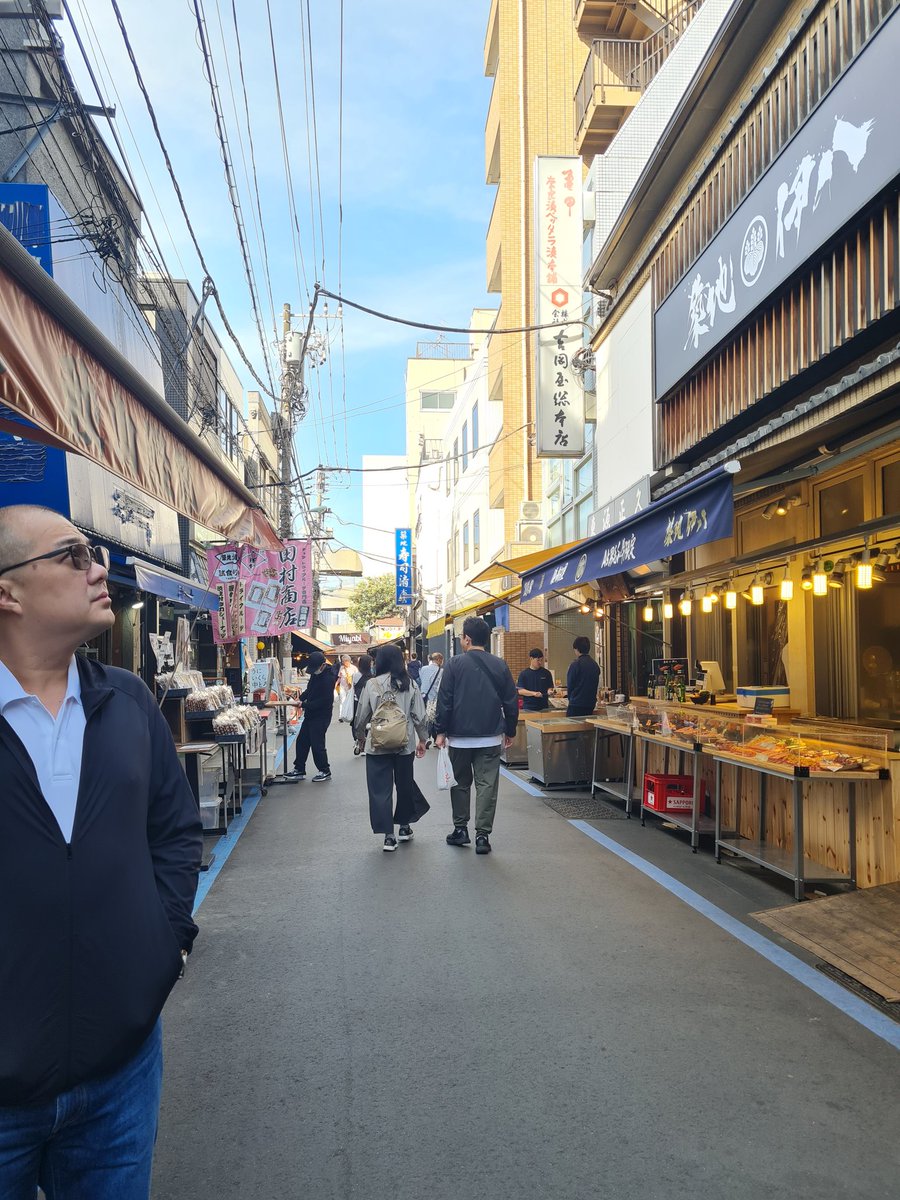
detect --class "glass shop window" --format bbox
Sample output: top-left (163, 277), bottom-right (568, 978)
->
top-left (819, 474), bottom-right (864, 537)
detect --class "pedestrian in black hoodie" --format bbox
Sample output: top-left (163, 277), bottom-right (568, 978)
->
top-left (0, 504), bottom-right (201, 1196)
top-left (289, 651), bottom-right (336, 781)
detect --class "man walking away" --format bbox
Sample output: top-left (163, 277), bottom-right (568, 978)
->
top-left (419, 652), bottom-right (444, 747)
top-left (566, 636), bottom-right (600, 717)
top-left (433, 617), bottom-right (518, 855)
top-left (407, 653), bottom-right (421, 684)
top-left (517, 648), bottom-right (554, 712)
top-left (289, 651), bottom-right (335, 781)
top-left (0, 504), bottom-right (202, 1199)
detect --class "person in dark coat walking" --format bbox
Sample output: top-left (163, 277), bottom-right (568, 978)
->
top-left (353, 644), bottom-right (429, 851)
top-left (289, 651), bottom-right (336, 782)
top-left (406, 652), bottom-right (421, 684)
top-left (432, 616), bottom-right (518, 855)
top-left (0, 504), bottom-right (202, 1198)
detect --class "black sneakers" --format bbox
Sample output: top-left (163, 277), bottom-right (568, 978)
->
top-left (286, 770), bottom-right (306, 781)
top-left (311, 771), bottom-right (331, 783)
top-left (383, 835), bottom-right (398, 852)
top-left (475, 834), bottom-right (492, 855)
top-left (446, 826), bottom-right (471, 847)
top-left (397, 825), bottom-right (413, 842)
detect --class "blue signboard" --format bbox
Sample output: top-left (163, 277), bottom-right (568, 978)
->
top-left (520, 468), bottom-right (734, 602)
top-left (0, 182), bottom-right (54, 276)
top-left (395, 528), bottom-right (413, 606)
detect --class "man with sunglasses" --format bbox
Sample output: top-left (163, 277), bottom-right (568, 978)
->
top-left (0, 505), bottom-right (202, 1198)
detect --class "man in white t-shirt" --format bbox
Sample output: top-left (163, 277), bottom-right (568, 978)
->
top-left (432, 617), bottom-right (518, 855)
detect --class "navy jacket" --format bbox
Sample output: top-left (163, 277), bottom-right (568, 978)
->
top-left (566, 654), bottom-right (601, 712)
top-left (433, 650), bottom-right (518, 739)
top-left (0, 656), bottom-right (202, 1106)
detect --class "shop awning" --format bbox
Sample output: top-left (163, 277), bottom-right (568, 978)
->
top-left (0, 224), bottom-right (279, 549)
top-left (520, 467), bottom-right (736, 602)
top-left (292, 631), bottom-right (333, 654)
top-left (128, 559), bottom-right (220, 610)
top-left (469, 540), bottom-right (584, 586)
top-left (426, 616), bottom-right (448, 638)
top-left (446, 596), bottom-right (489, 622)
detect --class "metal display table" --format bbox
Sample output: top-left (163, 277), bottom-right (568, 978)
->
top-left (256, 700), bottom-right (301, 784)
top-left (711, 752), bottom-right (877, 900)
top-left (587, 716), bottom-right (637, 814)
top-left (526, 718), bottom-right (594, 787)
top-left (636, 730), bottom-right (716, 851)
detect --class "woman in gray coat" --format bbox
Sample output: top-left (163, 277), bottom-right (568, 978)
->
top-left (353, 644), bottom-right (430, 851)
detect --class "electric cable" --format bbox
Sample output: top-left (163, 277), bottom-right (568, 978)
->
top-left (318, 287), bottom-right (591, 336)
top-left (108, 0), bottom-right (281, 402)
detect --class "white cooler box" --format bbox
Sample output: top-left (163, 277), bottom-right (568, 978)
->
top-left (736, 686), bottom-right (790, 710)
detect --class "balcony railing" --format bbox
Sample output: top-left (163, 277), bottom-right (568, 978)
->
top-left (575, 0), bottom-right (705, 137)
top-left (415, 339), bottom-right (470, 360)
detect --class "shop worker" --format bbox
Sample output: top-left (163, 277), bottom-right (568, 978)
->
top-left (566, 635), bottom-right (601, 717)
top-left (288, 650), bottom-right (335, 782)
top-left (0, 504), bottom-right (202, 1199)
top-left (516, 648), bottom-right (554, 712)
top-left (433, 616), bottom-right (518, 855)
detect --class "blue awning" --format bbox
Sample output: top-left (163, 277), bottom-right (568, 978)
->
top-left (128, 559), bottom-right (219, 611)
top-left (520, 467), bottom-right (736, 602)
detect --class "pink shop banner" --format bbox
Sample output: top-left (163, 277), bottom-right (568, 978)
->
top-left (207, 539), bottom-right (313, 643)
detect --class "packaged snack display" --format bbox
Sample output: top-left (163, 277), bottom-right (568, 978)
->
top-left (707, 720), bottom-right (889, 776)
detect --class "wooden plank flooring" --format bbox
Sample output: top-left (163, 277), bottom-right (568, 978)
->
top-left (752, 883), bottom-right (900, 1002)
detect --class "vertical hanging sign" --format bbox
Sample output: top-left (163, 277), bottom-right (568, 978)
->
top-left (534, 156), bottom-right (585, 459)
top-left (207, 539), bottom-right (313, 642)
top-left (395, 528), bottom-right (413, 606)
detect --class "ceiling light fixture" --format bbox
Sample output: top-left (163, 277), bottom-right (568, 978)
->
top-left (679, 590), bottom-right (692, 617)
top-left (642, 602), bottom-right (654, 622)
top-left (856, 541), bottom-right (873, 590)
top-left (663, 594), bottom-right (674, 620)
top-left (780, 566), bottom-right (793, 601)
top-left (750, 573), bottom-right (764, 606)
top-left (812, 561), bottom-right (828, 596)
top-left (800, 565), bottom-right (813, 591)
top-left (701, 592), bottom-right (714, 614)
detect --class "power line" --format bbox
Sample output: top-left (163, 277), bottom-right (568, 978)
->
top-left (319, 288), bottom-right (590, 336)
top-left (189, 0), bottom-right (277, 391)
top-left (107, 0), bottom-right (281, 402)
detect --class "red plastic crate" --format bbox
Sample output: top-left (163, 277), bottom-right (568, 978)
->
top-left (642, 773), bottom-right (706, 814)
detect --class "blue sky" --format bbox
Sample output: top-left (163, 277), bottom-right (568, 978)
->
top-left (58, 0), bottom-right (495, 553)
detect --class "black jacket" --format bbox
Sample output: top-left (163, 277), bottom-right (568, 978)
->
top-left (0, 656), bottom-right (202, 1106)
top-left (566, 654), bottom-right (601, 712)
top-left (433, 650), bottom-right (518, 739)
top-left (300, 665), bottom-right (337, 718)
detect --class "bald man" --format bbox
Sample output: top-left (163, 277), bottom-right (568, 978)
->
top-left (0, 505), bottom-right (202, 1198)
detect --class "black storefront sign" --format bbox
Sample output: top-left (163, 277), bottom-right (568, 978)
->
top-left (654, 9), bottom-right (900, 399)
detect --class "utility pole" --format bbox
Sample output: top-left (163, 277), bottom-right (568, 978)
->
top-left (308, 466), bottom-right (328, 637)
top-left (278, 288), bottom-right (321, 657)
top-left (278, 303), bottom-right (296, 665)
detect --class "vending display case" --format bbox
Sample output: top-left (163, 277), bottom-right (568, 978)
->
top-left (705, 721), bottom-right (889, 777)
top-left (711, 722), bottom-right (890, 899)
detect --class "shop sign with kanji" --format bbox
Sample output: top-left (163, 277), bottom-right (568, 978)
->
top-left (207, 539), bottom-right (313, 643)
top-left (654, 10), bottom-right (898, 398)
top-left (534, 155), bottom-right (584, 459)
top-left (395, 528), bottom-right (413, 606)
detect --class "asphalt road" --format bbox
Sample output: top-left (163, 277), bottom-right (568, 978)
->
top-left (152, 725), bottom-right (900, 1199)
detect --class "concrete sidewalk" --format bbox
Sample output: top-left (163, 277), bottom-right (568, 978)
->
top-left (152, 725), bottom-right (900, 1200)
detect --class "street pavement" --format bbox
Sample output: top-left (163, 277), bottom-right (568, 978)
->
top-left (152, 718), bottom-right (900, 1199)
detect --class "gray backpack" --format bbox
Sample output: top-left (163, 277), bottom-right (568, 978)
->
top-left (369, 681), bottom-right (409, 752)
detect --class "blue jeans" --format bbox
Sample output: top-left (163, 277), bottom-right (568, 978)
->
top-left (0, 1021), bottom-right (162, 1200)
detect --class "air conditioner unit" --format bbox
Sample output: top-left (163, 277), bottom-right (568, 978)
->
top-left (519, 500), bottom-right (541, 522)
top-left (516, 522), bottom-right (543, 547)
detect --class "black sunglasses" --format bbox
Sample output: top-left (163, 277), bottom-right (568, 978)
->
top-left (0, 543), bottom-right (110, 578)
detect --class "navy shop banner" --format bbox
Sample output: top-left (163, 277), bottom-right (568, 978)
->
top-left (520, 469), bottom-right (734, 602)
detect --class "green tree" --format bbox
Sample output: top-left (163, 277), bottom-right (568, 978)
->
top-left (347, 574), bottom-right (399, 629)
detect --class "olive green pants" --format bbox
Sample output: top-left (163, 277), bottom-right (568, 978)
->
top-left (448, 745), bottom-right (502, 834)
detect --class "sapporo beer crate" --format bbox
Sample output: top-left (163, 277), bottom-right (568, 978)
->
top-left (642, 773), bottom-right (706, 814)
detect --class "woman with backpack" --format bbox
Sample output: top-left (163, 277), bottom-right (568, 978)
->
top-left (352, 643), bottom-right (430, 851)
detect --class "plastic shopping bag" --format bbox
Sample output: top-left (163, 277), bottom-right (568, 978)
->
top-left (436, 745), bottom-right (457, 791)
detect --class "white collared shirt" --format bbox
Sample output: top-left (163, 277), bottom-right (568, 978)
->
top-left (0, 656), bottom-right (86, 842)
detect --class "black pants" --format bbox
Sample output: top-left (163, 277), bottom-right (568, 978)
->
top-left (294, 712), bottom-right (331, 773)
top-left (365, 752), bottom-right (430, 835)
